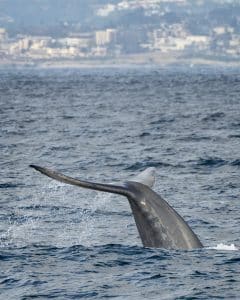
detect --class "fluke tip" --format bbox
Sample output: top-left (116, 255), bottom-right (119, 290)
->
top-left (29, 164), bottom-right (42, 171)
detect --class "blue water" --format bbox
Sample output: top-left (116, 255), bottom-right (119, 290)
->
top-left (0, 66), bottom-right (240, 299)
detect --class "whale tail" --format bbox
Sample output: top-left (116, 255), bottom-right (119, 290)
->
top-left (30, 164), bottom-right (156, 192)
top-left (30, 164), bottom-right (203, 250)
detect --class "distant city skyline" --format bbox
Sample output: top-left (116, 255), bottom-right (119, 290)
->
top-left (0, 0), bottom-right (239, 66)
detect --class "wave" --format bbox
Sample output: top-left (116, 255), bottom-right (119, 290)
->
top-left (190, 157), bottom-right (240, 168)
top-left (230, 159), bottom-right (240, 166)
top-left (195, 157), bottom-right (226, 167)
top-left (0, 183), bottom-right (24, 189)
top-left (125, 161), bottom-right (173, 171)
top-left (202, 112), bottom-right (225, 122)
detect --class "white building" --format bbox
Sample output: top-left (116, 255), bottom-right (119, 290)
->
top-left (46, 47), bottom-right (81, 58)
top-left (213, 27), bottom-right (226, 35)
top-left (152, 33), bottom-right (209, 52)
top-left (30, 36), bottom-right (52, 50)
top-left (0, 28), bottom-right (7, 41)
top-left (95, 29), bottom-right (117, 46)
top-left (0, 28), bottom-right (8, 55)
top-left (96, 4), bottom-right (116, 17)
top-left (17, 37), bottom-right (31, 51)
top-left (58, 36), bottom-right (91, 49)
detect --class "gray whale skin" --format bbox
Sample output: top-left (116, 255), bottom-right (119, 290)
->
top-left (30, 165), bottom-right (203, 250)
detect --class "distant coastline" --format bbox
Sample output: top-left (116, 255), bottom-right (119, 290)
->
top-left (1, 53), bottom-right (240, 69)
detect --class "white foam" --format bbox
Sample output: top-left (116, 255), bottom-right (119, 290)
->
top-left (209, 243), bottom-right (239, 251)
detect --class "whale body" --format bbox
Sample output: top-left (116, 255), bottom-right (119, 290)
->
top-left (30, 165), bottom-right (203, 250)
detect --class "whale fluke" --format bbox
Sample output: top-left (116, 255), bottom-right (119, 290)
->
top-left (30, 164), bottom-right (203, 250)
top-left (30, 164), bottom-right (131, 197)
top-left (130, 167), bottom-right (156, 188)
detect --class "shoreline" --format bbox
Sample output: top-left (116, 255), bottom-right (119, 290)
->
top-left (0, 55), bottom-right (240, 69)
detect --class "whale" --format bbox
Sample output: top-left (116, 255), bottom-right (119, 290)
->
top-left (30, 165), bottom-right (203, 250)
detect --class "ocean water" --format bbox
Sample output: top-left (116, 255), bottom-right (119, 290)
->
top-left (0, 66), bottom-right (240, 299)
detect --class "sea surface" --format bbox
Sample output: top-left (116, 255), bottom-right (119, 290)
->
top-left (0, 65), bottom-right (240, 299)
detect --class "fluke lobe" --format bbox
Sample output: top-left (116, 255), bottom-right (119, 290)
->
top-left (30, 164), bottom-right (203, 250)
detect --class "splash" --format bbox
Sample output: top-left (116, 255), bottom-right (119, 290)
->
top-left (209, 243), bottom-right (239, 251)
